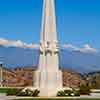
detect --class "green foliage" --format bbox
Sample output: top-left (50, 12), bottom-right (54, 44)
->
top-left (64, 90), bottom-right (73, 96)
top-left (17, 89), bottom-right (31, 96)
top-left (5, 87), bottom-right (40, 97)
top-left (73, 90), bottom-right (80, 96)
top-left (79, 84), bottom-right (90, 95)
top-left (86, 71), bottom-right (100, 89)
top-left (17, 92), bottom-right (29, 96)
top-left (57, 89), bottom-right (80, 97)
top-left (6, 88), bottom-right (22, 96)
top-left (57, 91), bottom-right (65, 96)
top-left (17, 89), bottom-right (40, 97)
top-left (32, 89), bottom-right (40, 97)
top-left (14, 99), bottom-right (100, 100)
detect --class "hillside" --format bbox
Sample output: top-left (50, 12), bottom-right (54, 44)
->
top-left (85, 71), bottom-right (100, 89)
top-left (63, 69), bottom-right (86, 88)
top-left (0, 45), bottom-right (100, 73)
top-left (0, 66), bottom-right (86, 88)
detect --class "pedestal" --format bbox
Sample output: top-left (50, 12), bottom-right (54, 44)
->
top-left (34, 70), bottom-right (62, 97)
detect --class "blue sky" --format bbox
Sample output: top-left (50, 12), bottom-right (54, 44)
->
top-left (0, 0), bottom-right (100, 49)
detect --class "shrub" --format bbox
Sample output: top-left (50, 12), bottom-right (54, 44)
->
top-left (57, 91), bottom-right (65, 96)
top-left (32, 89), bottom-right (40, 97)
top-left (57, 89), bottom-right (74, 96)
top-left (17, 89), bottom-right (40, 97)
top-left (16, 92), bottom-right (29, 96)
top-left (64, 90), bottom-right (73, 96)
top-left (57, 89), bottom-right (80, 97)
top-left (73, 90), bottom-right (80, 96)
top-left (17, 89), bottom-right (32, 96)
top-left (79, 84), bottom-right (90, 95)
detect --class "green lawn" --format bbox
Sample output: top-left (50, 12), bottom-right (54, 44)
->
top-left (0, 88), bottom-right (100, 100)
top-left (0, 87), bottom-right (12, 93)
top-left (0, 87), bottom-right (20, 93)
top-left (15, 99), bottom-right (100, 100)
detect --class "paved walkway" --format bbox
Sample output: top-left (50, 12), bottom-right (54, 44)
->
top-left (7, 96), bottom-right (100, 100)
top-left (0, 94), bottom-right (16, 100)
top-left (0, 94), bottom-right (100, 100)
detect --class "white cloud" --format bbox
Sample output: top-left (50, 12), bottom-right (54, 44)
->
top-left (63, 44), bottom-right (79, 51)
top-left (63, 43), bottom-right (98, 53)
top-left (0, 38), bottom-right (39, 49)
top-left (24, 43), bottom-right (39, 49)
top-left (79, 44), bottom-right (98, 53)
top-left (0, 38), bottom-right (98, 53)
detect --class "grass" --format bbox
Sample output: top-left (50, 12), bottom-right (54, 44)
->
top-left (0, 87), bottom-right (12, 93)
top-left (0, 87), bottom-right (20, 93)
top-left (0, 88), bottom-right (100, 100)
top-left (15, 99), bottom-right (100, 100)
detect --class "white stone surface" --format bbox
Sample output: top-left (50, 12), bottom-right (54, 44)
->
top-left (34, 0), bottom-right (62, 97)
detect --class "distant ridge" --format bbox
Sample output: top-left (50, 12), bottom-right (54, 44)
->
top-left (0, 45), bottom-right (100, 73)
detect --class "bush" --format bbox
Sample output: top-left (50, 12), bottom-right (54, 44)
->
top-left (57, 89), bottom-right (80, 97)
top-left (32, 89), bottom-right (40, 97)
top-left (16, 92), bottom-right (29, 96)
top-left (64, 90), bottom-right (73, 96)
top-left (17, 89), bottom-right (32, 96)
top-left (73, 90), bottom-right (80, 96)
top-left (57, 91), bottom-right (65, 96)
top-left (79, 84), bottom-right (90, 95)
top-left (6, 87), bottom-right (40, 97)
top-left (17, 89), bottom-right (40, 97)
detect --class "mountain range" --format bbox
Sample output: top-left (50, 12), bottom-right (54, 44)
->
top-left (0, 45), bottom-right (100, 73)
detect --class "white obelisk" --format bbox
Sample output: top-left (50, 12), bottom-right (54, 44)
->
top-left (34, 0), bottom-right (62, 96)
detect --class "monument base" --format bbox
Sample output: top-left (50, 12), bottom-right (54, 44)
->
top-left (34, 70), bottom-right (62, 97)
